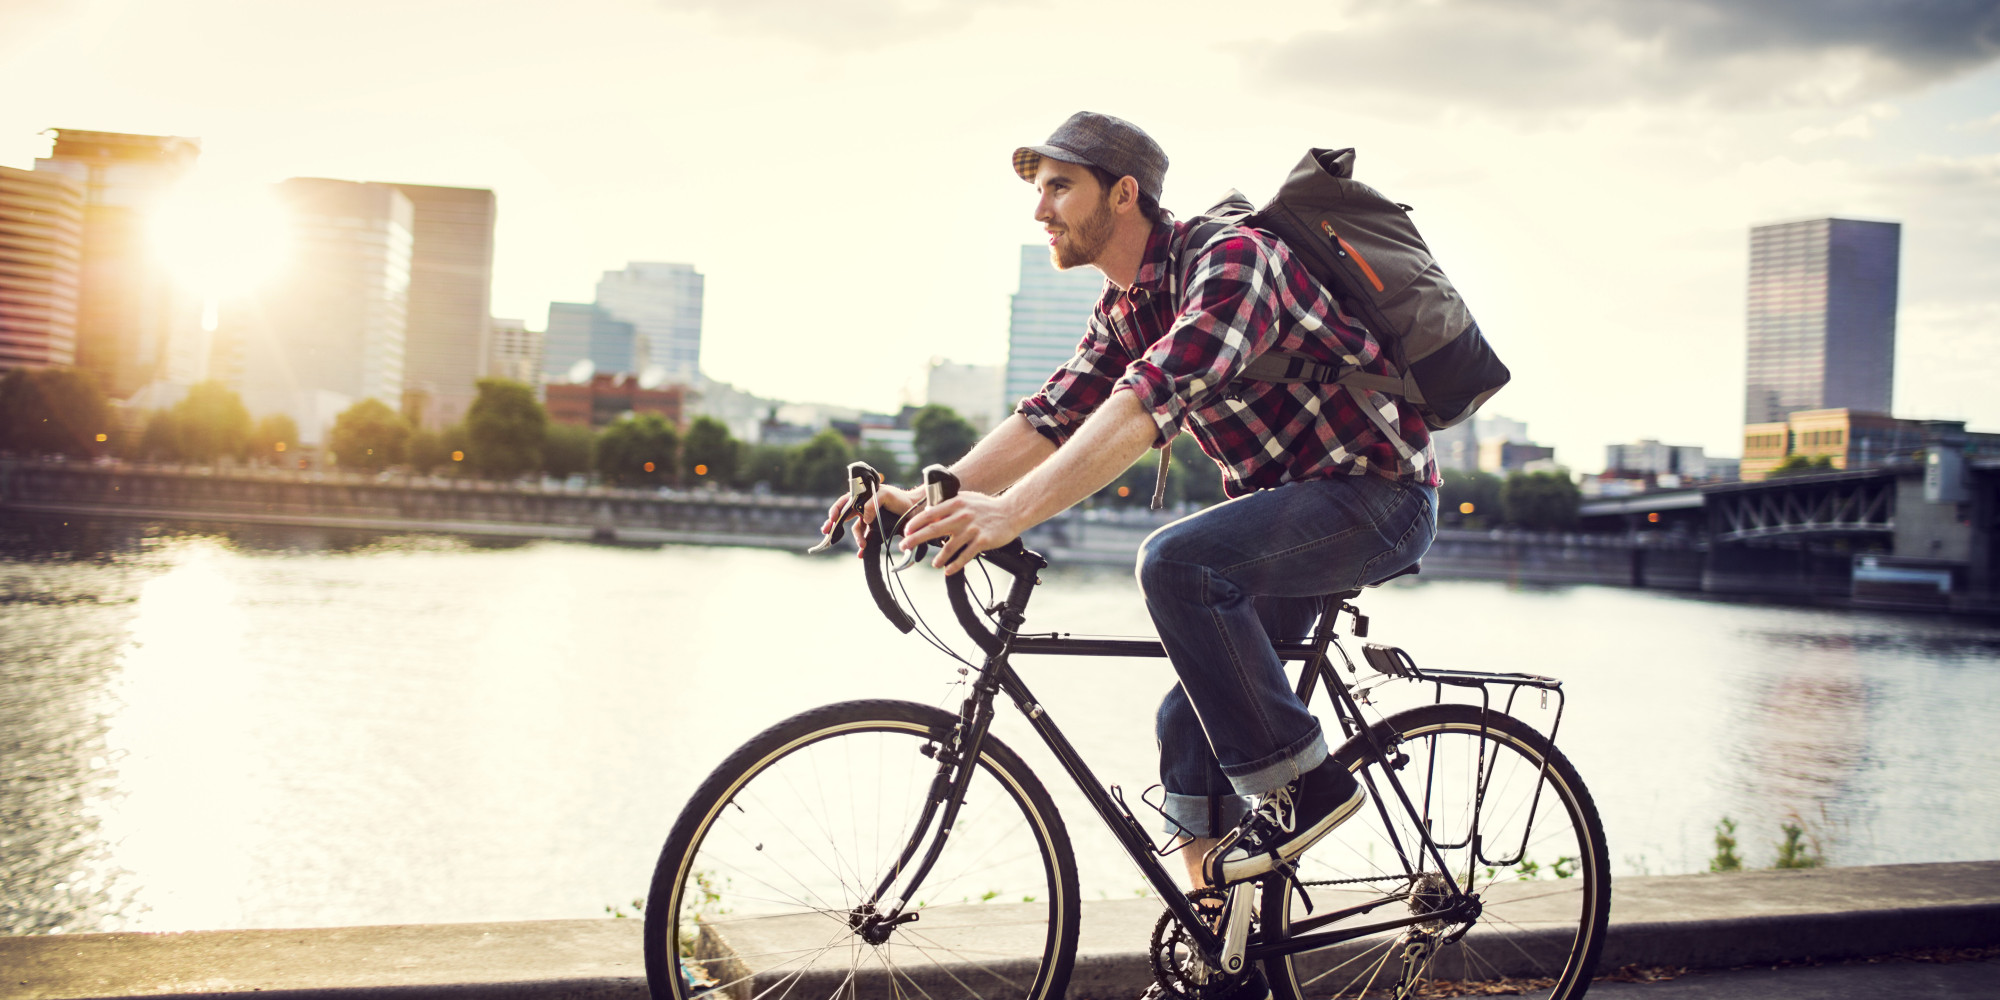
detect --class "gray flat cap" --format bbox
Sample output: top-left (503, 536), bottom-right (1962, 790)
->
top-left (1012, 111), bottom-right (1167, 202)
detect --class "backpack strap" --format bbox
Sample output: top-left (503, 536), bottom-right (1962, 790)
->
top-left (1152, 200), bottom-right (1252, 509)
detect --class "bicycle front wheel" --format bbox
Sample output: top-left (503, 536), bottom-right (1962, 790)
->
top-left (645, 699), bottom-right (1080, 1000)
top-left (1265, 703), bottom-right (1611, 1000)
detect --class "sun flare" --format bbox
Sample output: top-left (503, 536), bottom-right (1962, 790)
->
top-left (148, 178), bottom-right (291, 301)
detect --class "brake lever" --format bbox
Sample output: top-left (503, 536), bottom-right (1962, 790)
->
top-left (806, 461), bottom-right (884, 555)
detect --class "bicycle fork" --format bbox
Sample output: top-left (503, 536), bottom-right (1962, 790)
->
top-left (852, 674), bottom-right (1003, 943)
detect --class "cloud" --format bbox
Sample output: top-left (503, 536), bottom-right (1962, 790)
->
top-left (1251, 0), bottom-right (2000, 112)
top-left (654, 0), bottom-right (1020, 50)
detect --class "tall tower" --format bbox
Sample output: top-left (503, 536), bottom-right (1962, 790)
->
top-left (228, 179), bottom-right (412, 444)
top-left (33, 129), bottom-right (201, 398)
top-left (389, 183), bottom-right (495, 428)
top-left (1744, 218), bottom-right (1900, 425)
top-left (0, 166), bottom-right (85, 370)
top-left (1004, 245), bottom-right (1105, 407)
top-left (595, 262), bottom-right (704, 383)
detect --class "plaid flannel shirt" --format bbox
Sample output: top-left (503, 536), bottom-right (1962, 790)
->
top-left (1016, 216), bottom-right (1439, 498)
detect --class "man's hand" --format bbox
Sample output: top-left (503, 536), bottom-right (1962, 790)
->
top-left (819, 484), bottom-right (923, 556)
top-left (898, 490), bottom-right (1026, 575)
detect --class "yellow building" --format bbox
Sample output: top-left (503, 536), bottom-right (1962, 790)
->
top-left (1741, 409), bottom-right (1944, 481)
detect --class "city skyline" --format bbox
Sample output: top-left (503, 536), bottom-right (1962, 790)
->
top-left (3, 0), bottom-right (1996, 473)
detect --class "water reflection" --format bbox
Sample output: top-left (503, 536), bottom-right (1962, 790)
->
top-left (1, 515), bottom-right (1997, 933)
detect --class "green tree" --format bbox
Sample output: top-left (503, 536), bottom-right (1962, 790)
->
top-left (735, 443), bottom-right (790, 492)
top-left (542, 421), bottom-right (595, 478)
top-left (1769, 454), bottom-right (1834, 478)
top-left (1501, 470), bottom-right (1580, 531)
top-left (171, 381), bottom-right (253, 462)
top-left (595, 413), bottom-right (679, 486)
top-left (911, 404), bottom-right (977, 471)
top-left (329, 398), bottom-right (412, 472)
top-left (1092, 435), bottom-right (1225, 509)
top-left (682, 416), bottom-right (740, 484)
top-left (856, 444), bottom-right (902, 485)
top-left (249, 413), bottom-right (298, 465)
top-left (465, 377), bottom-right (546, 477)
top-left (137, 410), bottom-right (183, 461)
top-left (408, 428), bottom-right (448, 474)
top-left (1439, 469), bottom-right (1505, 528)
top-left (788, 428), bottom-right (855, 495)
top-left (0, 366), bottom-right (113, 458)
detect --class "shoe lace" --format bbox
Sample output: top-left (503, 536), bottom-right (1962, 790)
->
top-left (1246, 783), bottom-right (1298, 843)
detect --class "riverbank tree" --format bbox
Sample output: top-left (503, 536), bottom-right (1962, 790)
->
top-left (0, 367), bottom-right (112, 458)
top-left (1501, 469), bottom-right (1580, 530)
top-left (912, 404), bottom-right (977, 470)
top-left (596, 413), bottom-right (679, 486)
top-left (329, 398), bottom-right (411, 472)
top-left (682, 416), bottom-right (738, 484)
top-left (465, 378), bottom-right (545, 476)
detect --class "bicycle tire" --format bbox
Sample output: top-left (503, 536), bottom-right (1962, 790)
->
top-left (1263, 703), bottom-right (1611, 1000)
top-left (644, 699), bottom-right (1081, 1000)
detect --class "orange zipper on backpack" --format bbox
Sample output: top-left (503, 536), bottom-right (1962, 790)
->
top-left (1321, 219), bottom-right (1385, 293)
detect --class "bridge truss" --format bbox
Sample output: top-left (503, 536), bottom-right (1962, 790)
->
top-left (1707, 472), bottom-right (1896, 542)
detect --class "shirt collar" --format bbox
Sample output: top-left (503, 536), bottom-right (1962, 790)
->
top-left (1126, 214), bottom-right (1181, 297)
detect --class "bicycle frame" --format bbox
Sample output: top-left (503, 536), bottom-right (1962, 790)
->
top-left (843, 463), bottom-right (1566, 970)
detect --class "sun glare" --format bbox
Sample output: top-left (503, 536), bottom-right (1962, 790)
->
top-left (149, 178), bottom-right (291, 304)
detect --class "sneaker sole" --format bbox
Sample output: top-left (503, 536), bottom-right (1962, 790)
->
top-left (1215, 783), bottom-right (1366, 883)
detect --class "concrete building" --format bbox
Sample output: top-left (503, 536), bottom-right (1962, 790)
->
top-left (0, 166), bottom-right (84, 370)
top-left (226, 179), bottom-right (412, 444)
top-left (32, 129), bottom-right (202, 399)
top-left (595, 262), bottom-right (704, 384)
top-left (1740, 409), bottom-right (2000, 481)
top-left (1431, 421), bottom-right (1479, 473)
top-left (488, 317), bottom-right (542, 391)
top-left (925, 358), bottom-right (1005, 432)
top-left (543, 303), bottom-right (639, 382)
top-left (1744, 218), bottom-right (1900, 426)
top-left (390, 184), bottom-right (495, 429)
top-left (1005, 244), bottom-right (1104, 407)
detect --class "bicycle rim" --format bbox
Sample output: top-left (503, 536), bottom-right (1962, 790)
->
top-left (1265, 704), bottom-right (1610, 1000)
top-left (645, 699), bottom-right (1079, 1000)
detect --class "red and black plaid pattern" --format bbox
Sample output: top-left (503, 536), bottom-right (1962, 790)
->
top-left (1016, 218), bottom-right (1438, 498)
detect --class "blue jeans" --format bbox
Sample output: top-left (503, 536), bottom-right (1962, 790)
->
top-left (1136, 474), bottom-right (1437, 838)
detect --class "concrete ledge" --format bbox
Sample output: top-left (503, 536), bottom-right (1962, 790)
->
top-left (6, 862), bottom-right (1998, 1000)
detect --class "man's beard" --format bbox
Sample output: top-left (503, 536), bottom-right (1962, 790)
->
top-left (1051, 196), bottom-right (1115, 270)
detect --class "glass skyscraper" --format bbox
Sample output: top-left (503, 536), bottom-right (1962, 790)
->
top-left (1744, 218), bottom-right (1900, 425)
top-left (595, 262), bottom-right (704, 383)
top-left (1004, 245), bottom-right (1105, 409)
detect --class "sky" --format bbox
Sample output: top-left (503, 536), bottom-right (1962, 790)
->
top-left (3, 0), bottom-right (1997, 473)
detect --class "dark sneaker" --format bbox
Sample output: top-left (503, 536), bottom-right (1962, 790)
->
top-left (1208, 761), bottom-right (1365, 883)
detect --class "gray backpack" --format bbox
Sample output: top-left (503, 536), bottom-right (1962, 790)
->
top-left (1180, 148), bottom-right (1510, 432)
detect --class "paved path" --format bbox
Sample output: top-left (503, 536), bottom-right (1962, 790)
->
top-left (4, 862), bottom-right (1998, 999)
top-left (1590, 955), bottom-right (2000, 998)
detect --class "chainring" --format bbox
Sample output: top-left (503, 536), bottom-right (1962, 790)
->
top-left (1147, 889), bottom-right (1260, 1000)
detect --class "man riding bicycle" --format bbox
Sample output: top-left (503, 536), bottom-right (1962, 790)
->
top-left (825, 110), bottom-right (1438, 913)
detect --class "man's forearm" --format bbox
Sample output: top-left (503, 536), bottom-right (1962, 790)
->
top-left (996, 391), bottom-right (1157, 529)
top-left (946, 413), bottom-right (1058, 494)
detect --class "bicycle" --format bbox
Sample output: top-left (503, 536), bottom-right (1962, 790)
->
top-left (645, 463), bottom-right (1610, 1000)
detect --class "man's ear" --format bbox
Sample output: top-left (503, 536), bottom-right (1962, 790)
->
top-left (1113, 175), bottom-right (1140, 214)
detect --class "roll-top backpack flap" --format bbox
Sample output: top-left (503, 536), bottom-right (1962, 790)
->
top-left (1240, 146), bottom-right (1510, 431)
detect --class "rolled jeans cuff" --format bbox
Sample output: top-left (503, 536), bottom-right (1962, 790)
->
top-left (1160, 791), bottom-right (1251, 840)
top-left (1220, 722), bottom-right (1329, 798)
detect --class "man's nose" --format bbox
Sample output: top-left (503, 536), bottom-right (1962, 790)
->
top-left (1033, 193), bottom-right (1053, 223)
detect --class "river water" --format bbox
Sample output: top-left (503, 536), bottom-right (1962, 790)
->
top-left (3, 516), bottom-right (1998, 935)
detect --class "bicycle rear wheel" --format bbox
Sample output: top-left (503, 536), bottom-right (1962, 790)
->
top-left (1264, 704), bottom-right (1610, 1000)
top-left (645, 699), bottom-right (1080, 1000)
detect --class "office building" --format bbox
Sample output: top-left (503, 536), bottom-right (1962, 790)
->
top-left (1744, 218), bottom-right (1900, 425)
top-left (227, 179), bottom-right (412, 444)
top-left (32, 129), bottom-right (202, 398)
top-left (488, 316), bottom-right (542, 389)
top-left (595, 262), bottom-right (704, 383)
top-left (1005, 245), bottom-right (1105, 406)
top-left (543, 302), bottom-right (640, 381)
top-left (391, 184), bottom-right (495, 428)
top-left (0, 166), bottom-right (85, 369)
